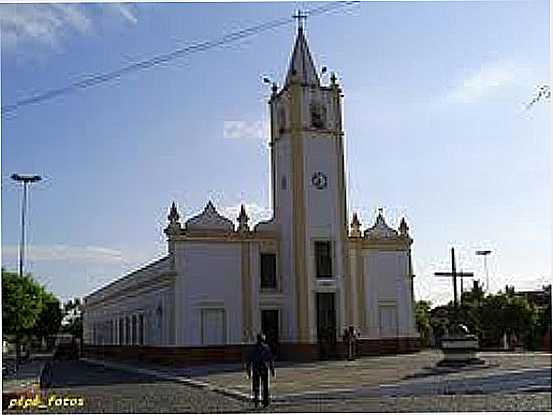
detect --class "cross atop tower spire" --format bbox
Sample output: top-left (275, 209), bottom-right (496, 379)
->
top-left (292, 9), bottom-right (308, 31)
top-left (284, 12), bottom-right (320, 87)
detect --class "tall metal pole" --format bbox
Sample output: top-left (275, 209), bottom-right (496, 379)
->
top-left (484, 255), bottom-right (490, 292)
top-left (19, 181), bottom-right (27, 278)
top-left (11, 174), bottom-right (42, 278)
top-left (476, 250), bottom-right (492, 293)
top-left (460, 270), bottom-right (464, 304)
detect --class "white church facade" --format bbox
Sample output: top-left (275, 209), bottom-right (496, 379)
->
top-left (83, 27), bottom-right (419, 362)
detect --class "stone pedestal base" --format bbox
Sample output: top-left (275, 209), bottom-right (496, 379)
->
top-left (438, 335), bottom-right (485, 367)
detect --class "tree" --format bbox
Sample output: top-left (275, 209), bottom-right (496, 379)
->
top-left (33, 291), bottom-right (63, 349)
top-left (2, 269), bottom-right (44, 366)
top-left (428, 282), bottom-right (548, 350)
top-left (460, 281), bottom-right (485, 305)
top-left (480, 289), bottom-right (535, 348)
top-left (524, 285), bottom-right (550, 350)
top-left (457, 281), bottom-right (486, 338)
top-left (61, 297), bottom-right (83, 340)
top-left (415, 300), bottom-right (432, 347)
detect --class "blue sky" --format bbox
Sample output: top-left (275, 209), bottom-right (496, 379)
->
top-left (1, 1), bottom-right (550, 305)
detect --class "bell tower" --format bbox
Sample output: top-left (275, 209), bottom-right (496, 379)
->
top-left (268, 23), bottom-right (348, 346)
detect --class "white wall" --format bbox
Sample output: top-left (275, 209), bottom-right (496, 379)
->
top-left (363, 249), bottom-right (416, 338)
top-left (175, 242), bottom-right (243, 346)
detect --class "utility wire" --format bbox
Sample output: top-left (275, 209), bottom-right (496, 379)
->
top-left (2, 1), bottom-right (359, 117)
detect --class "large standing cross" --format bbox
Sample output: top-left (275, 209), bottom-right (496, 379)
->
top-left (434, 247), bottom-right (474, 322)
top-left (293, 9), bottom-right (308, 30)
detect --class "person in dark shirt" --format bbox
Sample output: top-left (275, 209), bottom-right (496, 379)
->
top-left (347, 326), bottom-right (357, 360)
top-left (246, 333), bottom-right (275, 408)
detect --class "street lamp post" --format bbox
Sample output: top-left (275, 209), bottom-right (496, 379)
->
top-left (10, 174), bottom-right (41, 370)
top-left (11, 174), bottom-right (41, 278)
top-left (476, 250), bottom-right (492, 293)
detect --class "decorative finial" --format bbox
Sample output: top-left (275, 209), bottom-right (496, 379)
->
top-left (373, 207), bottom-right (387, 228)
top-left (350, 213), bottom-right (362, 238)
top-left (168, 201), bottom-right (180, 223)
top-left (263, 77), bottom-right (278, 95)
top-left (237, 204), bottom-right (250, 233)
top-left (205, 200), bottom-right (216, 213)
top-left (399, 217), bottom-right (409, 237)
top-left (164, 201), bottom-right (182, 241)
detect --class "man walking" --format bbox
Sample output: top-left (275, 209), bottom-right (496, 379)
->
top-left (246, 333), bottom-right (275, 408)
top-left (343, 326), bottom-right (357, 360)
top-left (348, 326), bottom-right (358, 360)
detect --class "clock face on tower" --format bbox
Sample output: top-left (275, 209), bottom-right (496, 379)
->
top-left (311, 172), bottom-right (328, 190)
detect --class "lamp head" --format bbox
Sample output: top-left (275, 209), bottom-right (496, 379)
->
top-left (11, 174), bottom-right (42, 183)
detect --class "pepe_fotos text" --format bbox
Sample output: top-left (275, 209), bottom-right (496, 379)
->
top-left (8, 394), bottom-right (85, 410)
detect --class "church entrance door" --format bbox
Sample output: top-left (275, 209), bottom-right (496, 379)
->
top-left (261, 309), bottom-right (280, 358)
top-left (316, 292), bottom-right (337, 359)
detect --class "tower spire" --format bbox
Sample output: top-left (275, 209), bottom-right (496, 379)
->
top-left (285, 12), bottom-right (320, 87)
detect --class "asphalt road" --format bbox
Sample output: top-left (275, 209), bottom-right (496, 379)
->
top-left (3, 359), bottom-right (551, 413)
top-left (6, 360), bottom-right (245, 413)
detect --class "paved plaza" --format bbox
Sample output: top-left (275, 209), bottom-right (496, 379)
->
top-left (3, 350), bottom-right (551, 413)
top-left (190, 350), bottom-right (552, 399)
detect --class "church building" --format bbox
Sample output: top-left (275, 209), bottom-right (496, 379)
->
top-left (83, 26), bottom-right (419, 363)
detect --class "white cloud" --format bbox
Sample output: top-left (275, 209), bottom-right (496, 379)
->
top-left (1, 244), bottom-right (138, 264)
top-left (220, 202), bottom-right (272, 226)
top-left (445, 61), bottom-right (527, 104)
top-left (0, 3), bottom-right (139, 51)
top-left (223, 120), bottom-right (269, 140)
top-left (0, 4), bottom-right (91, 49)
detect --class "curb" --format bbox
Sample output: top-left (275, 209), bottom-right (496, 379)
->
top-left (80, 358), bottom-right (251, 402)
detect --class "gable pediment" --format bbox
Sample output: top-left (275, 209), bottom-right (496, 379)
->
top-left (185, 201), bottom-right (234, 232)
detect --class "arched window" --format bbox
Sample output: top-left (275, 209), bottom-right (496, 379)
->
top-left (310, 101), bottom-right (326, 129)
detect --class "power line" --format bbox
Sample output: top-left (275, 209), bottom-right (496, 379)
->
top-left (2, 2), bottom-right (359, 117)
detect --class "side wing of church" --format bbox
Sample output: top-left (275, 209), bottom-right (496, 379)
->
top-left (83, 27), bottom-right (419, 362)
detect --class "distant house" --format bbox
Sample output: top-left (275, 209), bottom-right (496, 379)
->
top-left (511, 286), bottom-right (551, 310)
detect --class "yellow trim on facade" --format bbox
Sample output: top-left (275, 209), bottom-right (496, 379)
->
top-left (171, 231), bottom-right (278, 242)
top-left (241, 241), bottom-right (253, 342)
top-left (290, 77), bottom-right (309, 343)
top-left (276, 127), bottom-right (342, 136)
top-left (348, 237), bottom-right (412, 251)
top-left (269, 94), bottom-right (277, 214)
top-left (361, 242), bottom-right (412, 250)
top-left (334, 83), bottom-right (352, 325)
top-left (355, 241), bottom-right (366, 331)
